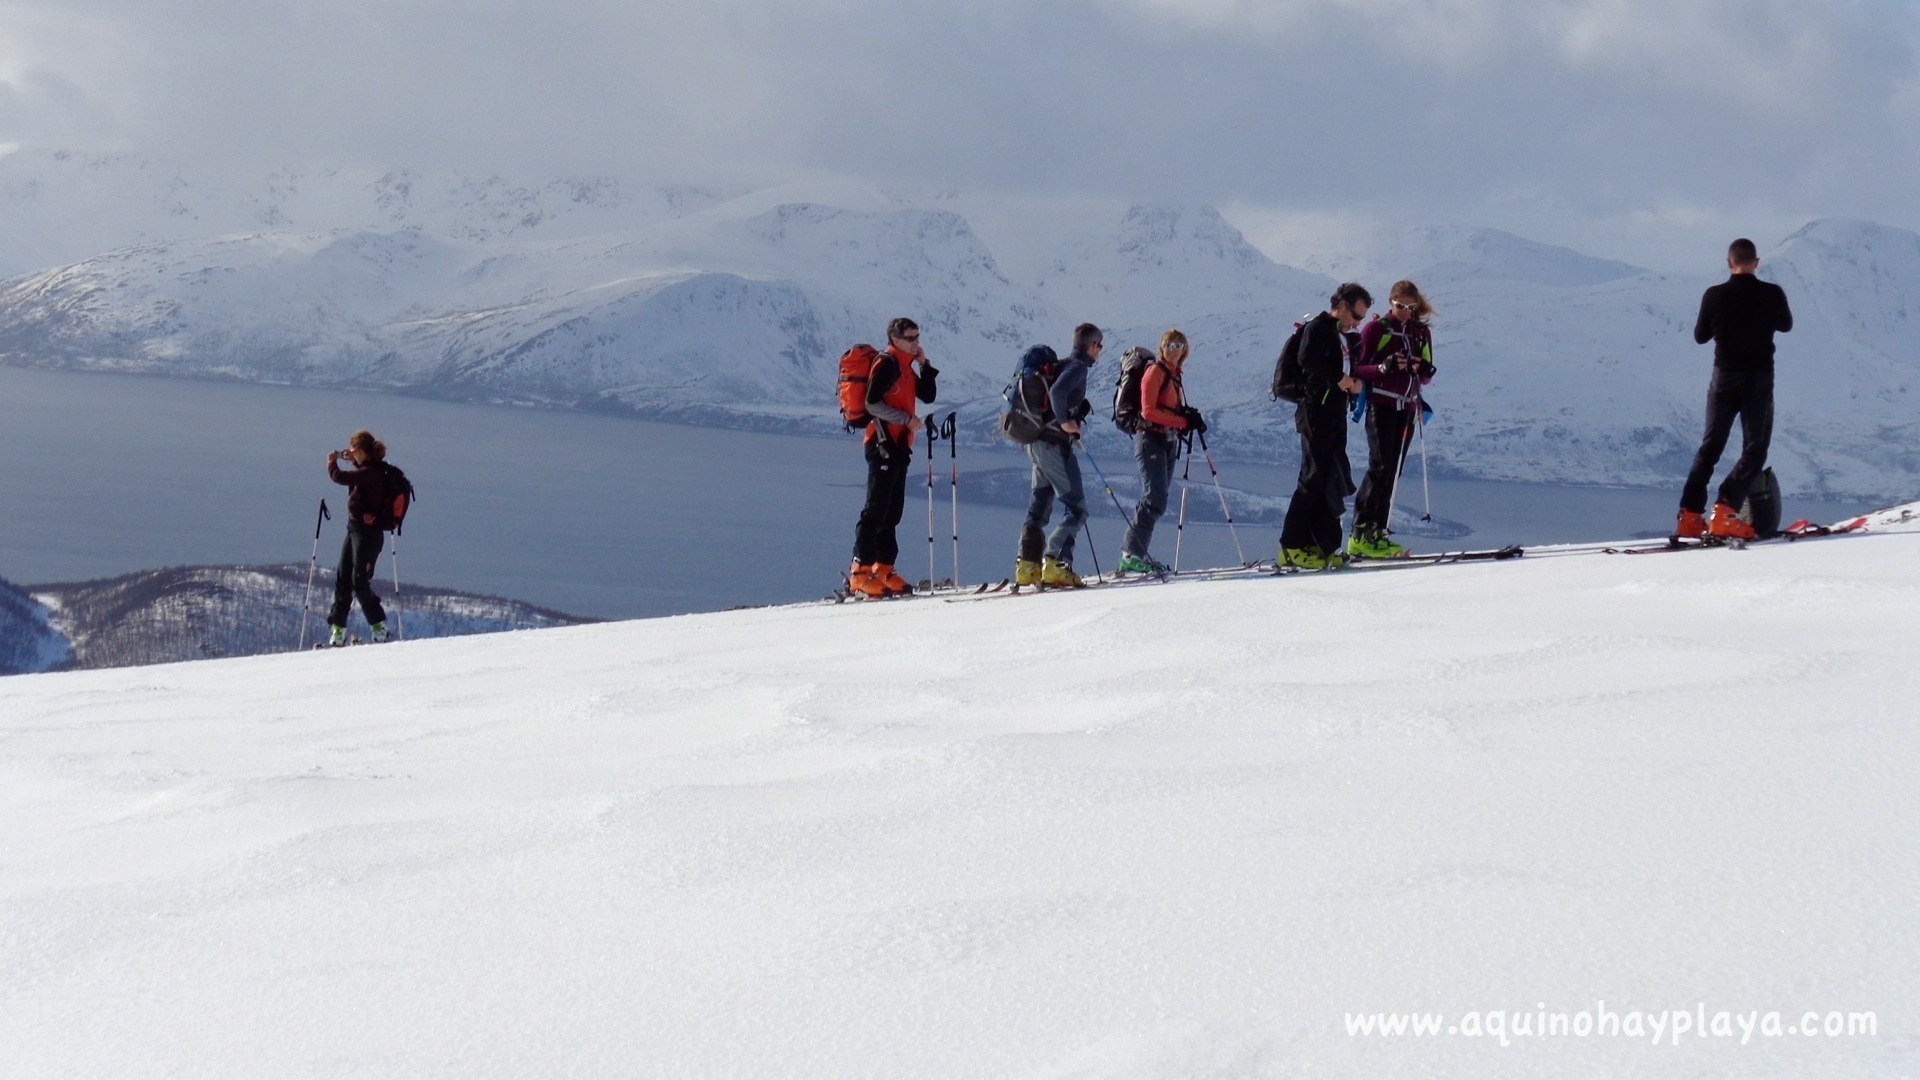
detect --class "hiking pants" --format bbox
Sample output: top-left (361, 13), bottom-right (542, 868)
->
top-left (1682, 368), bottom-right (1774, 513)
top-left (1124, 431), bottom-right (1177, 559)
top-left (853, 437), bottom-right (912, 566)
top-left (1353, 402), bottom-right (1415, 534)
top-left (1279, 402), bottom-right (1354, 555)
top-left (1021, 439), bottom-right (1087, 566)
top-left (329, 523), bottom-right (387, 627)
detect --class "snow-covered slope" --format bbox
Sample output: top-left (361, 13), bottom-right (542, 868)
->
top-left (2, 151), bottom-right (1917, 497)
top-left (3, 514), bottom-right (1916, 1078)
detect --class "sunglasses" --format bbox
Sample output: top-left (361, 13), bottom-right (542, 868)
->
top-left (897, 333), bottom-right (920, 342)
top-left (1391, 301), bottom-right (1415, 312)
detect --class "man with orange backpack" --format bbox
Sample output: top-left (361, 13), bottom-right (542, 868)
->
top-left (848, 318), bottom-right (940, 597)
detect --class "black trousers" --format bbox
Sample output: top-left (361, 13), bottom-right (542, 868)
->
top-left (1353, 403), bottom-right (1414, 533)
top-left (1280, 403), bottom-right (1355, 554)
top-left (1682, 369), bottom-right (1774, 513)
top-left (328, 524), bottom-right (387, 627)
top-left (852, 438), bottom-right (912, 566)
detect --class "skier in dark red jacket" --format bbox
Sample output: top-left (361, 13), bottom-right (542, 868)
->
top-left (1349, 280), bottom-right (1436, 559)
top-left (324, 429), bottom-right (395, 645)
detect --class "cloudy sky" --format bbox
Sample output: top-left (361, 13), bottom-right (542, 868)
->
top-left (2, 0), bottom-right (1916, 268)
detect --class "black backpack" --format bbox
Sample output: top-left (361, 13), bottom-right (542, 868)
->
top-left (376, 462), bottom-right (415, 534)
top-left (1269, 317), bottom-right (1312, 403)
top-left (1000, 345), bottom-right (1059, 446)
top-left (1110, 347), bottom-right (1156, 434)
top-left (1741, 467), bottom-right (1781, 538)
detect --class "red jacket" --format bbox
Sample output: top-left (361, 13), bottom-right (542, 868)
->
top-left (1139, 360), bottom-right (1189, 433)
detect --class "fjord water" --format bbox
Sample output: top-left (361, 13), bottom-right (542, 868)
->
top-left (1, 367), bottom-right (1861, 620)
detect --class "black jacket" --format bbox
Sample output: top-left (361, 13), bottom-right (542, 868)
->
top-left (328, 459), bottom-right (396, 528)
top-left (1694, 274), bottom-right (1793, 372)
top-left (1298, 312), bottom-right (1354, 408)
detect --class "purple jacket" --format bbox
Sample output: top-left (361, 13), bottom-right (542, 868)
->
top-left (1353, 315), bottom-right (1434, 410)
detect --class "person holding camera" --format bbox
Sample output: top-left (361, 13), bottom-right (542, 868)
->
top-left (323, 429), bottom-right (397, 645)
top-left (1017, 323), bottom-right (1101, 588)
top-left (1348, 280), bottom-right (1436, 559)
top-left (1119, 328), bottom-right (1204, 576)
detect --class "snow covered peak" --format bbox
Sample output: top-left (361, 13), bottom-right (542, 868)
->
top-left (1038, 204), bottom-right (1331, 325)
top-left (1264, 221), bottom-right (1648, 289)
top-left (1397, 225), bottom-right (1649, 287)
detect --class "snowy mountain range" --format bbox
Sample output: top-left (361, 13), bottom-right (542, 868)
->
top-left (3, 149), bottom-right (1917, 498)
top-left (0, 563), bottom-right (594, 675)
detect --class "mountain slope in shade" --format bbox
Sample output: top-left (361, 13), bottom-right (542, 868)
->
top-left (3, 564), bottom-right (595, 673)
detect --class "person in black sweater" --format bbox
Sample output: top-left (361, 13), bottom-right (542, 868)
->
top-left (1278, 282), bottom-right (1371, 569)
top-left (1678, 238), bottom-right (1793, 540)
top-left (324, 429), bottom-right (396, 645)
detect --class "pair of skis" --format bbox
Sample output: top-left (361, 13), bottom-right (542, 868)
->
top-left (1603, 516), bottom-right (1871, 555)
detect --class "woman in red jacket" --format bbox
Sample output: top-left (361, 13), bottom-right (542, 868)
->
top-left (1120, 329), bottom-right (1205, 574)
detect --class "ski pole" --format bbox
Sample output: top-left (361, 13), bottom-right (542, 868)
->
top-left (1076, 439), bottom-right (1135, 527)
top-left (944, 412), bottom-right (959, 589)
top-left (925, 418), bottom-right (938, 590)
top-left (1416, 395), bottom-right (1433, 522)
top-left (1382, 412), bottom-right (1415, 534)
top-left (1174, 432), bottom-right (1193, 572)
top-left (390, 532), bottom-right (404, 640)
top-left (1194, 431), bottom-right (1249, 566)
top-left (298, 498), bottom-right (330, 651)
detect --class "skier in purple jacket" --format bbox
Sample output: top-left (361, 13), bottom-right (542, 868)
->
top-left (1348, 280), bottom-right (1436, 559)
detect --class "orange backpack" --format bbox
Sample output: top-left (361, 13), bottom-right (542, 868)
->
top-left (837, 344), bottom-right (881, 431)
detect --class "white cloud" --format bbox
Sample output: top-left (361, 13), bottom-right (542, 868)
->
top-left (0, 0), bottom-right (1914, 266)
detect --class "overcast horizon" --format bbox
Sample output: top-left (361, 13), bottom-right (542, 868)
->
top-left (3, 0), bottom-right (1916, 273)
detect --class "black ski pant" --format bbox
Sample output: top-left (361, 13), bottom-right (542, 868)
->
top-left (1279, 402), bottom-right (1355, 555)
top-left (1353, 402), bottom-right (1415, 535)
top-left (852, 437), bottom-right (912, 566)
top-left (328, 523), bottom-right (387, 627)
top-left (1681, 368), bottom-right (1774, 514)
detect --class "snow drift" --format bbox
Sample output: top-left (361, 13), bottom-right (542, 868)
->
top-left (3, 508), bottom-right (1916, 1078)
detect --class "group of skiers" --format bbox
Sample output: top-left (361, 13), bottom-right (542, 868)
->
top-left (309, 241), bottom-right (1791, 624)
top-left (841, 284), bottom-right (1442, 594)
top-left (842, 237), bottom-right (1792, 594)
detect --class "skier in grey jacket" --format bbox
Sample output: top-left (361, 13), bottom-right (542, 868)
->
top-left (1017, 323), bottom-right (1100, 588)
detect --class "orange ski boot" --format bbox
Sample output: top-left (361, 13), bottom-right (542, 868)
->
top-left (848, 561), bottom-right (889, 598)
top-left (1707, 501), bottom-right (1757, 541)
top-left (1674, 508), bottom-right (1707, 539)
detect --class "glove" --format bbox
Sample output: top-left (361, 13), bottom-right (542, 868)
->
top-left (1183, 407), bottom-right (1208, 435)
top-left (1069, 399), bottom-right (1092, 423)
top-left (1381, 352), bottom-right (1405, 374)
top-left (1415, 359), bottom-right (1435, 378)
